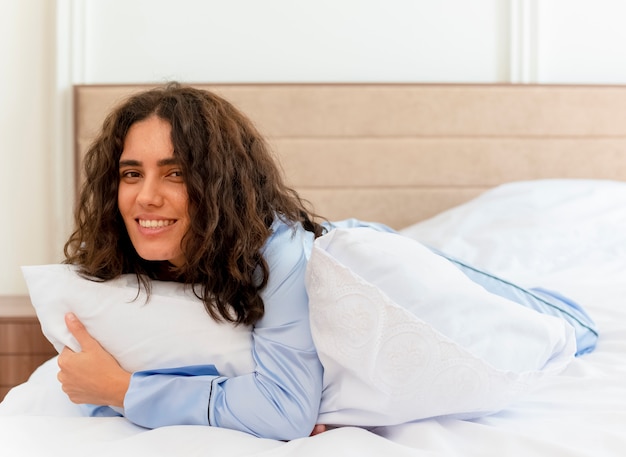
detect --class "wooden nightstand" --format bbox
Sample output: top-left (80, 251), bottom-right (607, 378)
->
top-left (0, 296), bottom-right (57, 401)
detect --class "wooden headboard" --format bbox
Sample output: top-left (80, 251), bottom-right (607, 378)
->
top-left (74, 83), bottom-right (626, 230)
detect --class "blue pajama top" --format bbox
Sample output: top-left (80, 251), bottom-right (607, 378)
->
top-left (84, 218), bottom-right (598, 440)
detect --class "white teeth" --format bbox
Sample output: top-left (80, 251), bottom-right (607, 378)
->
top-left (139, 219), bottom-right (175, 228)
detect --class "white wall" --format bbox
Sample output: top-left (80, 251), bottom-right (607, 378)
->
top-left (3, 0), bottom-right (626, 296)
top-left (78, 0), bottom-right (508, 84)
top-left (537, 0), bottom-right (626, 83)
top-left (0, 0), bottom-right (57, 295)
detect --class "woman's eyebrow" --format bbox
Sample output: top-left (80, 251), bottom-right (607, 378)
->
top-left (119, 159), bottom-right (140, 167)
top-left (118, 158), bottom-right (180, 167)
top-left (157, 157), bottom-right (180, 166)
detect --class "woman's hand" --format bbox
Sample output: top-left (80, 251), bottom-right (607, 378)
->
top-left (57, 313), bottom-right (131, 407)
top-left (309, 424), bottom-right (327, 436)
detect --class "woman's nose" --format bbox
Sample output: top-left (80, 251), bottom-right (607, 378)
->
top-left (136, 178), bottom-right (164, 207)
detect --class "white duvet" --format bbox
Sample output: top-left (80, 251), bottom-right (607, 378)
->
top-left (2, 179), bottom-right (626, 457)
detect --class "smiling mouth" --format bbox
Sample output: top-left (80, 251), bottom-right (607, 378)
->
top-left (138, 219), bottom-right (176, 228)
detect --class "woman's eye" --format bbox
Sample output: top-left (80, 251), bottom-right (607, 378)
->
top-left (121, 170), bottom-right (141, 179)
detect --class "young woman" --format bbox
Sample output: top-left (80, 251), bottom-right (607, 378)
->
top-left (58, 83), bottom-right (597, 441)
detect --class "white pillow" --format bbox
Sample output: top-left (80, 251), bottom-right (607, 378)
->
top-left (21, 264), bottom-right (255, 377)
top-left (399, 179), bottom-right (626, 285)
top-left (306, 228), bottom-right (575, 427)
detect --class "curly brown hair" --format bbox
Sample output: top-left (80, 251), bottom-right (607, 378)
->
top-left (64, 83), bottom-right (325, 326)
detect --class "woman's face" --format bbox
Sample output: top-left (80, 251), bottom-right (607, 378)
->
top-left (118, 115), bottom-right (190, 267)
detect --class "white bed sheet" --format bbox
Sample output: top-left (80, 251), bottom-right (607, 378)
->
top-left (2, 179), bottom-right (625, 457)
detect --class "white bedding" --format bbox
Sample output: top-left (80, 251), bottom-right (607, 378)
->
top-left (2, 179), bottom-right (626, 457)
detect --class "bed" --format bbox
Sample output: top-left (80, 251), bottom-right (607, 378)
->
top-left (2, 83), bottom-right (626, 456)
